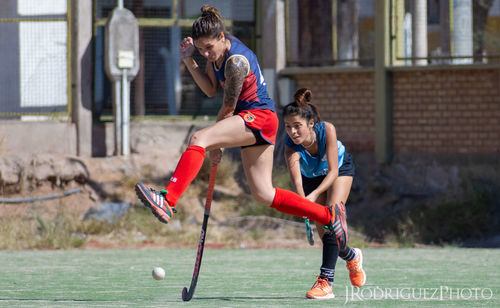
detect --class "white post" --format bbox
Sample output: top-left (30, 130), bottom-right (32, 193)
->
top-left (404, 12), bottom-right (412, 66)
top-left (113, 81), bottom-right (122, 155)
top-left (121, 70), bottom-right (130, 156)
top-left (452, 0), bottom-right (473, 64)
top-left (117, 0), bottom-right (124, 9)
top-left (412, 0), bottom-right (427, 65)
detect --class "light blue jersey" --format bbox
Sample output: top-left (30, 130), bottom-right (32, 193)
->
top-left (285, 122), bottom-right (345, 178)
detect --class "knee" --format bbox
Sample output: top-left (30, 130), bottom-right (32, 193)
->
top-left (188, 131), bottom-right (204, 147)
top-left (251, 187), bottom-right (275, 206)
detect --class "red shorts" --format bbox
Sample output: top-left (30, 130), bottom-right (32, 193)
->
top-left (237, 109), bottom-right (278, 146)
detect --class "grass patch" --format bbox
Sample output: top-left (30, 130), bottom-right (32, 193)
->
top-left (0, 248), bottom-right (498, 307)
top-left (0, 204), bottom-right (87, 249)
top-left (413, 188), bottom-right (497, 244)
top-left (354, 184), bottom-right (499, 246)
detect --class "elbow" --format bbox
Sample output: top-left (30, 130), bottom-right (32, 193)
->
top-left (203, 86), bottom-right (218, 98)
top-left (205, 91), bottom-right (217, 98)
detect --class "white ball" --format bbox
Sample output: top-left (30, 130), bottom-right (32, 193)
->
top-left (152, 267), bottom-right (165, 280)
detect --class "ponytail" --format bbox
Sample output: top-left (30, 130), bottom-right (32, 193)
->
top-left (283, 88), bottom-right (321, 123)
top-left (192, 5), bottom-right (228, 40)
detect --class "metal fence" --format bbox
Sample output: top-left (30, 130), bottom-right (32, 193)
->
top-left (285, 0), bottom-right (376, 67)
top-left (391, 0), bottom-right (500, 65)
top-left (285, 0), bottom-right (500, 67)
top-left (93, 0), bottom-right (255, 118)
top-left (0, 0), bottom-right (71, 117)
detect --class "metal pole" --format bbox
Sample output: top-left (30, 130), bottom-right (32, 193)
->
top-left (412, 0), bottom-right (428, 65)
top-left (113, 81), bottom-right (122, 155)
top-left (121, 69), bottom-right (130, 156)
top-left (117, 0), bottom-right (124, 9)
top-left (452, 0), bottom-right (473, 64)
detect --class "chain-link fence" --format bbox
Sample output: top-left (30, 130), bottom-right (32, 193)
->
top-left (94, 0), bottom-right (256, 119)
top-left (0, 0), bottom-right (70, 117)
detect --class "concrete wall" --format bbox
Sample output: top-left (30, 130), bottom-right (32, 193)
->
top-left (0, 121), bottom-right (77, 156)
top-left (0, 119), bottom-right (210, 159)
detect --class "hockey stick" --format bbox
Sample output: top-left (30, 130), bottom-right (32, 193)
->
top-left (181, 162), bottom-right (218, 301)
top-left (305, 218), bottom-right (314, 246)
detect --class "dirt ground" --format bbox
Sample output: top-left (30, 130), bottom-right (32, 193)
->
top-left (0, 150), bottom-right (325, 250)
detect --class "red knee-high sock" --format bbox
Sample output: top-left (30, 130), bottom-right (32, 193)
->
top-left (271, 187), bottom-right (331, 225)
top-left (165, 145), bottom-right (206, 207)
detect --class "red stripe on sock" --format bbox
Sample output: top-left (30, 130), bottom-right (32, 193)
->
top-left (165, 145), bottom-right (206, 207)
top-left (270, 187), bottom-right (331, 225)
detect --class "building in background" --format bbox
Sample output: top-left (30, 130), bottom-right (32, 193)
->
top-left (0, 0), bottom-right (499, 159)
top-left (0, 0), bottom-right (69, 116)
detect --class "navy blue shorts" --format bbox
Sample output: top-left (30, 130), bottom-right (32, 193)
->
top-left (301, 152), bottom-right (355, 195)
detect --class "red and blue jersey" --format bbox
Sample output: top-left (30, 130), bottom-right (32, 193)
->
top-left (212, 36), bottom-right (275, 114)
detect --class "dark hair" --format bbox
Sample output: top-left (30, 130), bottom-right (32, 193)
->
top-left (282, 88), bottom-right (321, 123)
top-left (191, 6), bottom-right (228, 40)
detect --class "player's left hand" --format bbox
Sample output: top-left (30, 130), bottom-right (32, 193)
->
top-left (180, 37), bottom-right (195, 60)
top-left (305, 191), bottom-right (319, 203)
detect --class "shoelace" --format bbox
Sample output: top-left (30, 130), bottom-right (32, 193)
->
top-left (149, 188), bottom-right (177, 213)
top-left (312, 276), bottom-right (330, 291)
top-left (347, 258), bottom-right (360, 272)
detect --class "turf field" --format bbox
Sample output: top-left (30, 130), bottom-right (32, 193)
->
top-left (0, 248), bottom-right (498, 307)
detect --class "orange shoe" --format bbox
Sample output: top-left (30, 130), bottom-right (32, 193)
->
top-left (305, 276), bottom-right (335, 300)
top-left (346, 248), bottom-right (366, 287)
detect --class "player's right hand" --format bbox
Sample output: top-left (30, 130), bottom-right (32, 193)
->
top-left (209, 149), bottom-right (222, 164)
top-left (180, 37), bottom-right (195, 60)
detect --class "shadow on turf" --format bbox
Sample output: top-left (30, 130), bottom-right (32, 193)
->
top-left (0, 298), bottom-right (94, 302)
top-left (192, 296), bottom-right (307, 301)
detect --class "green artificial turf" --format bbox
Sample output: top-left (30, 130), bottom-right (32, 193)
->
top-left (0, 248), bottom-right (498, 307)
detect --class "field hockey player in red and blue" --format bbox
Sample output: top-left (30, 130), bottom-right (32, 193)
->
top-left (134, 6), bottom-right (348, 290)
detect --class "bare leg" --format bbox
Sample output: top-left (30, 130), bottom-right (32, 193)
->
top-left (189, 115), bottom-right (256, 149)
top-left (241, 145), bottom-right (332, 226)
top-left (316, 176), bottom-right (353, 237)
top-left (327, 176), bottom-right (353, 207)
top-left (153, 115), bottom-right (258, 208)
top-left (241, 144), bottom-right (276, 205)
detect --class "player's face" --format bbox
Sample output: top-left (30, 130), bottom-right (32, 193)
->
top-left (284, 114), bottom-right (315, 145)
top-left (194, 33), bottom-right (226, 63)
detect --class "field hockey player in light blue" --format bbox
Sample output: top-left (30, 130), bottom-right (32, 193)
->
top-left (283, 88), bottom-right (366, 300)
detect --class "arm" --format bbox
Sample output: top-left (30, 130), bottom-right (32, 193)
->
top-left (307, 122), bottom-right (340, 200)
top-left (216, 55), bottom-right (248, 122)
top-left (285, 145), bottom-right (306, 197)
top-left (180, 37), bottom-right (219, 97)
top-left (208, 55), bottom-right (248, 163)
top-left (182, 57), bottom-right (219, 97)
